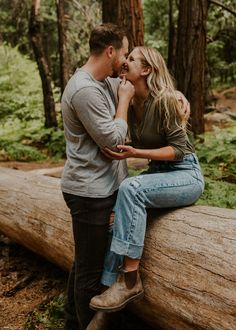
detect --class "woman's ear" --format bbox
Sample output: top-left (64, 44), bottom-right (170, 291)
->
top-left (141, 66), bottom-right (151, 77)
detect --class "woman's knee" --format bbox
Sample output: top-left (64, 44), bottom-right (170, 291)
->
top-left (119, 176), bottom-right (142, 196)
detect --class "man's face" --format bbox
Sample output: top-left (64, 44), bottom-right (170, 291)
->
top-left (111, 37), bottom-right (129, 78)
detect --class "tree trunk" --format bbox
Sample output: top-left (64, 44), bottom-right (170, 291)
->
top-left (55, 0), bottom-right (70, 94)
top-left (167, 0), bottom-right (177, 73)
top-left (174, 0), bottom-right (209, 135)
top-left (0, 167), bottom-right (235, 330)
top-left (102, 0), bottom-right (144, 50)
top-left (29, 0), bottom-right (57, 128)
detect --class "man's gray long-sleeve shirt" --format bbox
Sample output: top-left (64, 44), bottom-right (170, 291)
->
top-left (61, 69), bottom-right (128, 198)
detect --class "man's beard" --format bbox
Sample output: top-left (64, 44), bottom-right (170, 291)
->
top-left (110, 69), bottom-right (120, 78)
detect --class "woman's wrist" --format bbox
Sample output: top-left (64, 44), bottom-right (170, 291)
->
top-left (133, 148), bottom-right (143, 158)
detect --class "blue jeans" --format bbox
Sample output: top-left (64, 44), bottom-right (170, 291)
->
top-left (101, 153), bottom-right (204, 286)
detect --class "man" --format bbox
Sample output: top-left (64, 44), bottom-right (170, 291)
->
top-left (61, 23), bottom-right (134, 330)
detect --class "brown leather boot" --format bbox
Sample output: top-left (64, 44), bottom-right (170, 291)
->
top-left (89, 270), bottom-right (144, 312)
top-left (86, 311), bottom-right (109, 330)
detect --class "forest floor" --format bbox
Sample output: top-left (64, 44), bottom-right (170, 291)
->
top-left (0, 86), bottom-right (235, 330)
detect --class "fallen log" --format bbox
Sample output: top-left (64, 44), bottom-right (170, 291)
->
top-left (0, 167), bottom-right (235, 330)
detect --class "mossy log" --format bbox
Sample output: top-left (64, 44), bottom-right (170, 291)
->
top-left (0, 168), bottom-right (235, 330)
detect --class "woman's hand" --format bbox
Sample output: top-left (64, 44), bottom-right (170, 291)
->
top-left (118, 76), bottom-right (135, 103)
top-left (102, 145), bottom-right (136, 160)
top-left (176, 91), bottom-right (190, 125)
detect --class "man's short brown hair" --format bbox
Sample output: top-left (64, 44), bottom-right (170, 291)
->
top-left (89, 23), bottom-right (127, 55)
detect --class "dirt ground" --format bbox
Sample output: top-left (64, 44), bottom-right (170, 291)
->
top-left (0, 235), bottom-right (67, 330)
top-left (213, 86), bottom-right (236, 113)
top-left (0, 86), bottom-right (235, 329)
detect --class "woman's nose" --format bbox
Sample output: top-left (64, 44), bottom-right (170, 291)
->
top-left (123, 62), bottom-right (128, 69)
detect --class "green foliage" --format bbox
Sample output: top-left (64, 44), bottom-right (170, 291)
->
top-left (195, 125), bottom-right (236, 182)
top-left (0, 44), bottom-right (44, 122)
top-left (196, 177), bottom-right (236, 209)
top-left (23, 126), bottom-right (66, 159)
top-left (195, 125), bottom-right (236, 209)
top-left (0, 0), bottom-right (31, 54)
top-left (24, 293), bottom-right (65, 329)
top-left (143, 0), bottom-right (171, 59)
top-left (0, 44), bottom-right (65, 161)
top-left (207, 1), bottom-right (236, 86)
top-left (66, 0), bottom-right (102, 69)
top-left (143, 0), bottom-right (236, 86)
top-left (0, 0), bottom-right (101, 86)
top-left (0, 142), bottom-right (46, 162)
top-left (0, 121), bottom-right (65, 161)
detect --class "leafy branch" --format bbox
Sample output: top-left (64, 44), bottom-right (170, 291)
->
top-left (209, 0), bottom-right (236, 17)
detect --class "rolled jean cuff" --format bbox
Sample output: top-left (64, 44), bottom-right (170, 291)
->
top-left (110, 236), bottom-right (144, 259)
top-left (101, 270), bottom-right (118, 287)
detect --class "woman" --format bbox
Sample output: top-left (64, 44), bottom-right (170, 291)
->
top-left (89, 47), bottom-right (204, 314)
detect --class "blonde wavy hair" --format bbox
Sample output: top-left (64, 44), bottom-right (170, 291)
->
top-left (137, 46), bottom-right (185, 130)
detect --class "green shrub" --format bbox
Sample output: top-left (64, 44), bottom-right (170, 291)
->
top-left (197, 177), bottom-right (236, 209)
top-left (0, 122), bottom-right (66, 161)
top-left (0, 142), bottom-right (46, 161)
top-left (195, 124), bottom-right (236, 208)
top-left (0, 44), bottom-right (44, 122)
top-left (195, 125), bottom-right (236, 182)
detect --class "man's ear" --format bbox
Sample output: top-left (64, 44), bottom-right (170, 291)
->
top-left (106, 45), bottom-right (115, 59)
top-left (141, 66), bottom-right (151, 77)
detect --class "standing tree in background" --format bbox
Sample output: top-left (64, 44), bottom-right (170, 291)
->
top-left (55, 0), bottom-right (70, 94)
top-left (102, 0), bottom-right (144, 50)
top-left (29, 0), bottom-right (57, 128)
top-left (167, 0), bottom-right (177, 73)
top-left (174, 0), bottom-right (209, 135)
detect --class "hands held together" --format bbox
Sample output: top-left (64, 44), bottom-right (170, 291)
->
top-left (102, 145), bottom-right (136, 160)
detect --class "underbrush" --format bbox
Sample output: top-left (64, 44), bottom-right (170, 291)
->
top-left (195, 125), bottom-right (236, 208)
top-left (24, 294), bottom-right (65, 330)
top-left (0, 120), bottom-right (65, 161)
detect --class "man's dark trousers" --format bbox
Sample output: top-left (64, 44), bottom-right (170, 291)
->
top-left (63, 192), bottom-right (117, 330)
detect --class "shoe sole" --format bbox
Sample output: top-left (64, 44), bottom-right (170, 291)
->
top-left (89, 290), bottom-right (145, 313)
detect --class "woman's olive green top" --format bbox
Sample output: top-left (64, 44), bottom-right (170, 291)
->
top-left (128, 94), bottom-right (195, 160)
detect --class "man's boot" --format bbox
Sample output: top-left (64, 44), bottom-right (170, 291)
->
top-left (86, 311), bottom-right (109, 330)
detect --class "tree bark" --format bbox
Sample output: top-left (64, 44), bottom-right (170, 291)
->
top-left (0, 168), bottom-right (236, 329)
top-left (102, 0), bottom-right (144, 50)
top-left (174, 0), bottom-right (209, 135)
top-left (55, 0), bottom-right (70, 94)
top-left (29, 0), bottom-right (57, 128)
top-left (167, 0), bottom-right (177, 73)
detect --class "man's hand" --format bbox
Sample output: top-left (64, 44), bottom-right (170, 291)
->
top-left (176, 91), bottom-right (190, 126)
top-left (102, 145), bottom-right (136, 160)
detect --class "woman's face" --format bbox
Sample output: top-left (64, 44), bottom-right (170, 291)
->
top-left (123, 48), bottom-right (145, 83)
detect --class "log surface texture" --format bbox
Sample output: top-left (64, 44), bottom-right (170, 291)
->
top-left (0, 168), bottom-right (236, 330)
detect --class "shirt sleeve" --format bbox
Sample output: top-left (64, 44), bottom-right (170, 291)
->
top-left (164, 117), bottom-right (187, 160)
top-left (71, 86), bottom-right (128, 150)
